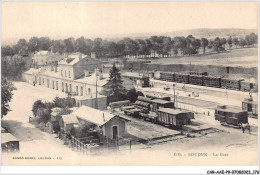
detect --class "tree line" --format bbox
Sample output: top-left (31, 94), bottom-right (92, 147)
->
top-left (2, 33), bottom-right (257, 59)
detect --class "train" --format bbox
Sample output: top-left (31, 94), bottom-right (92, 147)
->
top-left (157, 71), bottom-right (257, 92)
top-left (122, 96), bottom-right (194, 129)
top-left (215, 105), bottom-right (248, 127)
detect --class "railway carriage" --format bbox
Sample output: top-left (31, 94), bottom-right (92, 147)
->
top-left (215, 105), bottom-right (248, 126)
top-left (157, 108), bottom-right (194, 129)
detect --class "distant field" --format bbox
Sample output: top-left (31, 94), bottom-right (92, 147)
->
top-left (146, 47), bottom-right (258, 68)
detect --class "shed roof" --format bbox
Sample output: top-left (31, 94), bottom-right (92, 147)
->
top-left (158, 108), bottom-right (189, 115)
top-left (1, 133), bottom-right (19, 144)
top-left (151, 99), bottom-right (172, 105)
top-left (61, 114), bottom-right (79, 124)
top-left (216, 105), bottom-right (245, 113)
top-left (73, 106), bottom-right (115, 126)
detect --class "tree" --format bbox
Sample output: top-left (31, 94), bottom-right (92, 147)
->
top-left (1, 77), bottom-right (15, 118)
top-left (36, 108), bottom-right (51, 126)
top-left (212, 37), bottom-right (222, 52)
top-left (38, 37), bottom-right (51, 50)
top-left (200, 38), bottom-right (209, 54)
top-left (28, 37), bottom-right (40, 53)
top-left (220, 38), bottom-right (227, 50)
top-left (233, 37), bottom-right (239, 48)
top-left (245, 33), bottom-right (257, 46)
top-left (227, 36), bottom-right (233, 49)
top-left (1, 46), bottom-right (14, 57)
top-left (64, 37), bottom-right (75, 53)
top-left (104, 63), bottom-right (126, 102)
top-left (126, 88), bottom-right (144, 103)
top-left (32, 100), bottom-right (45, 117)
top-left (238, 38), bottom-right (247, 47)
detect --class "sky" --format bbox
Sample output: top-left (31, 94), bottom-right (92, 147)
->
top-left (1, 1), bottom-right (258, 44)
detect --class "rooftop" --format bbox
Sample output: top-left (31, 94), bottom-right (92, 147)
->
top-left (122, 72), bottom-right (147, 79)
top-left (58, 52), bottom-right (88, 65)
top-left (75, 94), bottom-right (107, 101)
top-left (1, 133), bottom-right (19, 144)
top-left (151, 99), bottom-right (173, 105)
top-left (74, 73), bottom-right (109, 87)
top-left (73, 106), bottom-right (115, 126)
top-left (61, 114), bottom-right (79, 124)
top-left (216, 105), bottom-right (245, 113)
top-left (158, 108), bottom-right (189, 115)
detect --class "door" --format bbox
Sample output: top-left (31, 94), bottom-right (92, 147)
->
top-left (112, 126), bottom-right (118, 140)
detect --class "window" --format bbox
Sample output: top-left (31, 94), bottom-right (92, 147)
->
top-left (65, 83), bottom-right (68, 92)
top-left (62, 82), bottom-right (64, 92)
top-left (42, 78), bottom-right (44, 84)
top-left (47, 79), bottom-right (49, 88)
top-left (69, 84), bottom-right (72, 92)
top-left (52, 80), bottom-right (54, 89)
top-left (81, 87), bottom-right (83, 96)
top-left (56, 81), bottom-right (58, 90)
top-left (76, 86), bottom-right (78, 95)
top-left (65, 70), bottom-right (67, 77)
top-left (69, 71), bottom-right (71, 78)
top-left (88, 88), bottom-right (91, 94)
top-left (61, 70), bottom-right (63, 77)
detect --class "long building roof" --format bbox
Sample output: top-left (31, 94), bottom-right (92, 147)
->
top-left (73, 106), bottom-right (115, 126)
top-left (1, 133), bottom-right (19, 144)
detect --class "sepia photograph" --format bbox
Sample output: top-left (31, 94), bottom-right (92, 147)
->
top-left (1, 1), bottom-right (259, 171)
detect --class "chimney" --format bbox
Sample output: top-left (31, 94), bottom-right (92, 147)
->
top-left (84, 70), bottom-right (89, 77)
top-left (91, 52), bottom-right (96, 59)
top-left (103, 113), bottom-right (105, 121)
top-left (64, 53), bottom-right (68, 60)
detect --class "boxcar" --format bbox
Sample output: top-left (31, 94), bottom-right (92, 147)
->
top-left (160, 72), bottom-right (175, 82)
top-left (189, 71), bottom-right (208, 76)
top-left (215, 105), bottom-right (248, 126)
top-left (175, 72), bottom-right (190, 84)
top-left (221, 78), bottom-right (244, 90)
top-left (189, 75), bottom-right (204, 86)
top-left (242, 98), bottom-right (258, 117)
top-left (157, 108), bottom-right (194, 129)
top-left (203, 76), bottom-right (221, 88)
top-left (150, 99), bottom-right (174, 112)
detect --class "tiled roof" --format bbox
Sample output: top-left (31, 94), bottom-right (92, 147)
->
top-left (1, 133), bottom-right (19, 144)
top-left (73, 106), bottom-right (115, 126)
top-left (61, 114), bottom-right (79, 124)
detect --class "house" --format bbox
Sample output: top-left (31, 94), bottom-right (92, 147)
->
top-left (32, 50), bottom-right (63, 66)
top-left (122, 72), bottom-right (150, 88)
top-left (73, 106), bottom-right (129, 140)
top-left (1, 133), bottom-right (19, 152)
top-left (60, 114), bottom-right (79, 133)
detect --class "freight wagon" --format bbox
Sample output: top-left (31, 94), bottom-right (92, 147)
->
top-left (215, 105), bottom-right (248, 126)
top-left (189, 75), bottom-right (204, 86)
top-left (242, 98), bottom-right (258, 118)
top-left (220, 78), bottom-right (244, 90)
top-left (160, 72), bottom-right (175, 82)
top-left (174, 72), bottom-right (190, 84)
top-left (150, 99), bottom-right (174, 112)
top-left (203, 76), bottom-right (221, 88)
top-left (189, 71), bottom-right (208, 76)
top-left (157, 108), bottom-right (194, 129)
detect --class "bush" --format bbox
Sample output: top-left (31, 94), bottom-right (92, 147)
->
top-left (32, 100), bottom-right (45, 117)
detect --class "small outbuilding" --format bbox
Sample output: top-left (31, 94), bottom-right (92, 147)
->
top-left (73, 106), bottom-right (129, 140)
top-left (60, 114), bottom-right (79, 133)
top-left (1, 133), bottom-right (19, 152)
